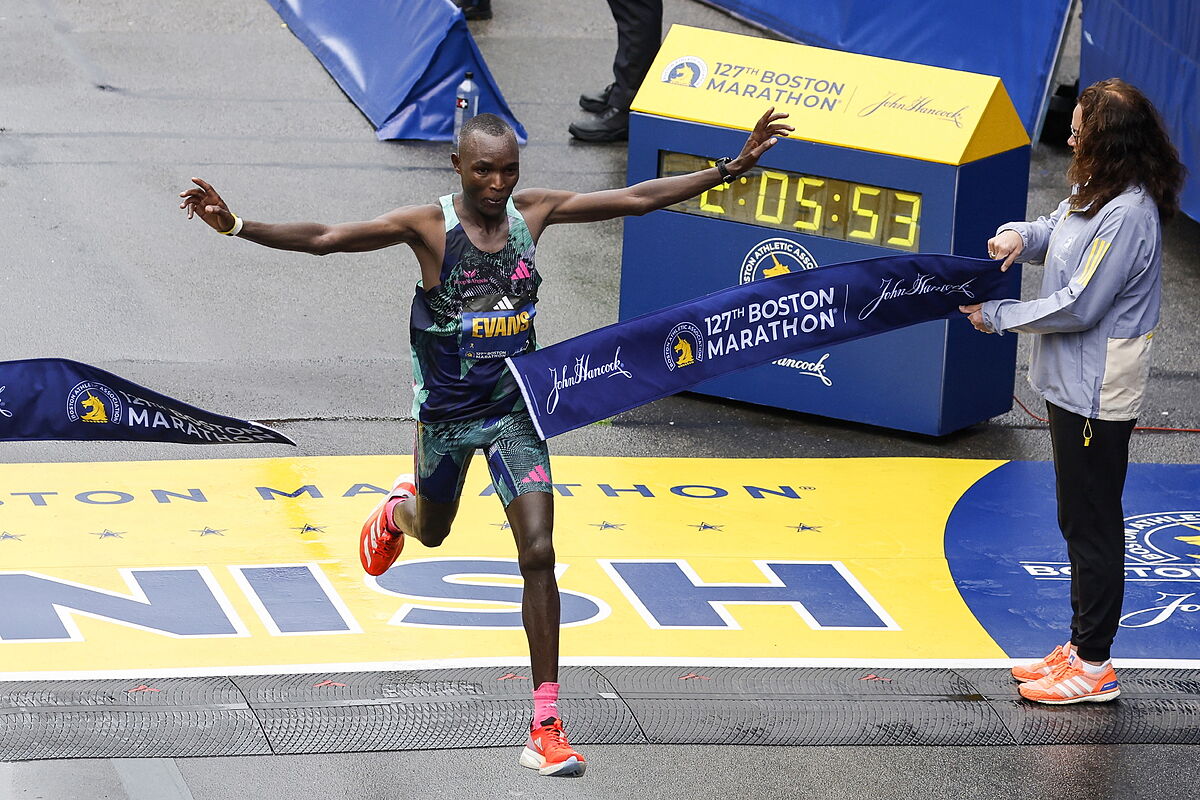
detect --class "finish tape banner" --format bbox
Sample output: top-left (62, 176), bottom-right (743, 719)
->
top-left (0, 359), bottom-right (294, 446)
top-left (508, 254), bottom-right (1011, 439)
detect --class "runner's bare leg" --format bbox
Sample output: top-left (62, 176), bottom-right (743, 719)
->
top-left (393, 496), bottom-right (457, 548)
top-left (506, 491), bottom-right (559, 686)
top-left (393, 486), bottom-right (559, 685)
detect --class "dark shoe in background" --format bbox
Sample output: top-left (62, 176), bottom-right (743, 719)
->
top-left (579, 83), bottom-right (615, 114)
top-left (568, 106), bottom-right (629, 142)
top-left (454, 0), bottom-right (492, 20)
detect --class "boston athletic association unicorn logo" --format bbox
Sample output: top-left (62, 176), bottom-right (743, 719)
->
top-left (66, 380), bottom-right (123, 426)
top-left (661, 57), bottom-right (708, 89)
top-left (664, 322), bottom-right (704, 372)
top-left (673, 335), bottom-right (695, 368)
top-left (78, 392), bottom-right (109, 423)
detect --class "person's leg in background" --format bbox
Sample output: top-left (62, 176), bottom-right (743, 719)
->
top-left (570, 0), bottom-right (663, 142)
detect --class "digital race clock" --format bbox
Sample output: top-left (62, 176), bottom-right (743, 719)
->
top-left (620, 25), bottom-right (1030, 435)
top-left (659, 152), bottom-right (923, 251)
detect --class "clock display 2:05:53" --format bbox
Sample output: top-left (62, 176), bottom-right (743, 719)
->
top-left (659, 152), bottom-right (923, 252)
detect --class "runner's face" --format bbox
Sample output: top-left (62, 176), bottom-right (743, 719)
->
top-left (453, 133), bottom-right (520, 219)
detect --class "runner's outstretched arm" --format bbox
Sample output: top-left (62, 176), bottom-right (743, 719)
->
top-left (178, 177), bottom-right (427, 255)
top-left (531, 107), bottom-right (793, 226)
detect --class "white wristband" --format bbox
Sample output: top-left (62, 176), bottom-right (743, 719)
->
top-left (219, 215), bottom-right (244, 236)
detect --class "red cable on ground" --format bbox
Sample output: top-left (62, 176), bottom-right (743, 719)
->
top-left (1011, 394), bottom-right (1048, 423)
top-left (1010, 395), bottom-right (1200, 433)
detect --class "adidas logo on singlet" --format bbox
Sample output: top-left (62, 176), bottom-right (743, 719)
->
top-left (493, 296), bottom-right (515, 311)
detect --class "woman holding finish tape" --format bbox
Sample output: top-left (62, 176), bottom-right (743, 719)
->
top-left (960, 78), bottom-right (1185, 704)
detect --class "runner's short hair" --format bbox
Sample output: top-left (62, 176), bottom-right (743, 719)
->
top-left (458, 113), bottom-right (515, 149)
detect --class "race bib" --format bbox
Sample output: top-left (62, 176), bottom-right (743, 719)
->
top-left (460, 295), bottom-right (536, 359)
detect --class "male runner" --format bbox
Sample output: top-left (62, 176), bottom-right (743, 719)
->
top-left (178, 107), bottom-right (791, 776)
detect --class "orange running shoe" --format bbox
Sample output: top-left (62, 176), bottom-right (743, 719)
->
top-left (519, 717), bottom-right (587, 777)
top-left (1018, 657), bottom-right (1120, 705)
top-left (359, 474), bottom-right (416, 576)
top-left (1011, 641), bottom-right (1074, 682)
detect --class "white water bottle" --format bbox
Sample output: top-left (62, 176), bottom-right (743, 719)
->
top-left (453, 71), bottom-right (479, 145)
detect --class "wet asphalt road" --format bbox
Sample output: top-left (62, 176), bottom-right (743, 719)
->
top-left (2, 0), bottom-right (1199, 797)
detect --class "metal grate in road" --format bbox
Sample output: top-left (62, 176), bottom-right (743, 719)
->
top-left (4, 667), bottom-right (1200, 759)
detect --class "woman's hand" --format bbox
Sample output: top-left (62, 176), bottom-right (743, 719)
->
top-left (958, 303), bottom-right (993, 333)
top-left (986, 229), bottom-right (1024, 271)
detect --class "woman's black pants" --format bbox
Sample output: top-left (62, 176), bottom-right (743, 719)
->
top-left (1046, 401), bottom-right (1137, 662)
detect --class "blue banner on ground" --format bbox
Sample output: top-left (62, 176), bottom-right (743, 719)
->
top-left (266, 0), bottom-right (526, 142)
top-left (1081, 0), bottom-right (1199, 222)
top-left (508, 254), bottom-right (1010, 440)
top-left (699, 0), bottom-right (1069, 138)
top-left (0, 359), bottom-right (294, 446)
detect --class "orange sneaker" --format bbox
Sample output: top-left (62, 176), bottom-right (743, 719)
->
top-left (518, 717), bottom-right (586, 777)
top-left (1011, 641), bottom-right (1073, 682)
top-left (359, 474), bottom-right (416, 576)
top-left (1018, 656), bottom-right (1120, 705)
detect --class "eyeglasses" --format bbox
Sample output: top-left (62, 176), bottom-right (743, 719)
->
top-left (1069, 125), bottom-right (1081, 139)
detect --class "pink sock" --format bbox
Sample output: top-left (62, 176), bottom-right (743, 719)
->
top-left (533, 682), bottom-right (560, 724)
top-left (383, 496), bottom-right (406, 535)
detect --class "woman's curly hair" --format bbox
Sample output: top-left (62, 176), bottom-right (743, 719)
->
top-left (1068, 78), bottom-right (1186, 221)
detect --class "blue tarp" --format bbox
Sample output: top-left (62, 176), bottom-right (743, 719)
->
top-left (698, 0), bottom-right (1070, 139)
top-left (1081, 0), bottom-right (1199, 222)
top-left (267, 0), bottom-right (526, 142)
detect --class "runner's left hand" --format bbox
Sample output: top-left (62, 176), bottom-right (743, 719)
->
top-left (728, 108), bottom-right (793, 176)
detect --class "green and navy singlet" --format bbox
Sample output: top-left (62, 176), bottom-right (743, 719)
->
top-left (409, 194), bottom-right (541, 423)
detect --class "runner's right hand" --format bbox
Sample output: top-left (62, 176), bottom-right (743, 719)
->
top-left (179, 177), bottom-right (237, 233)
